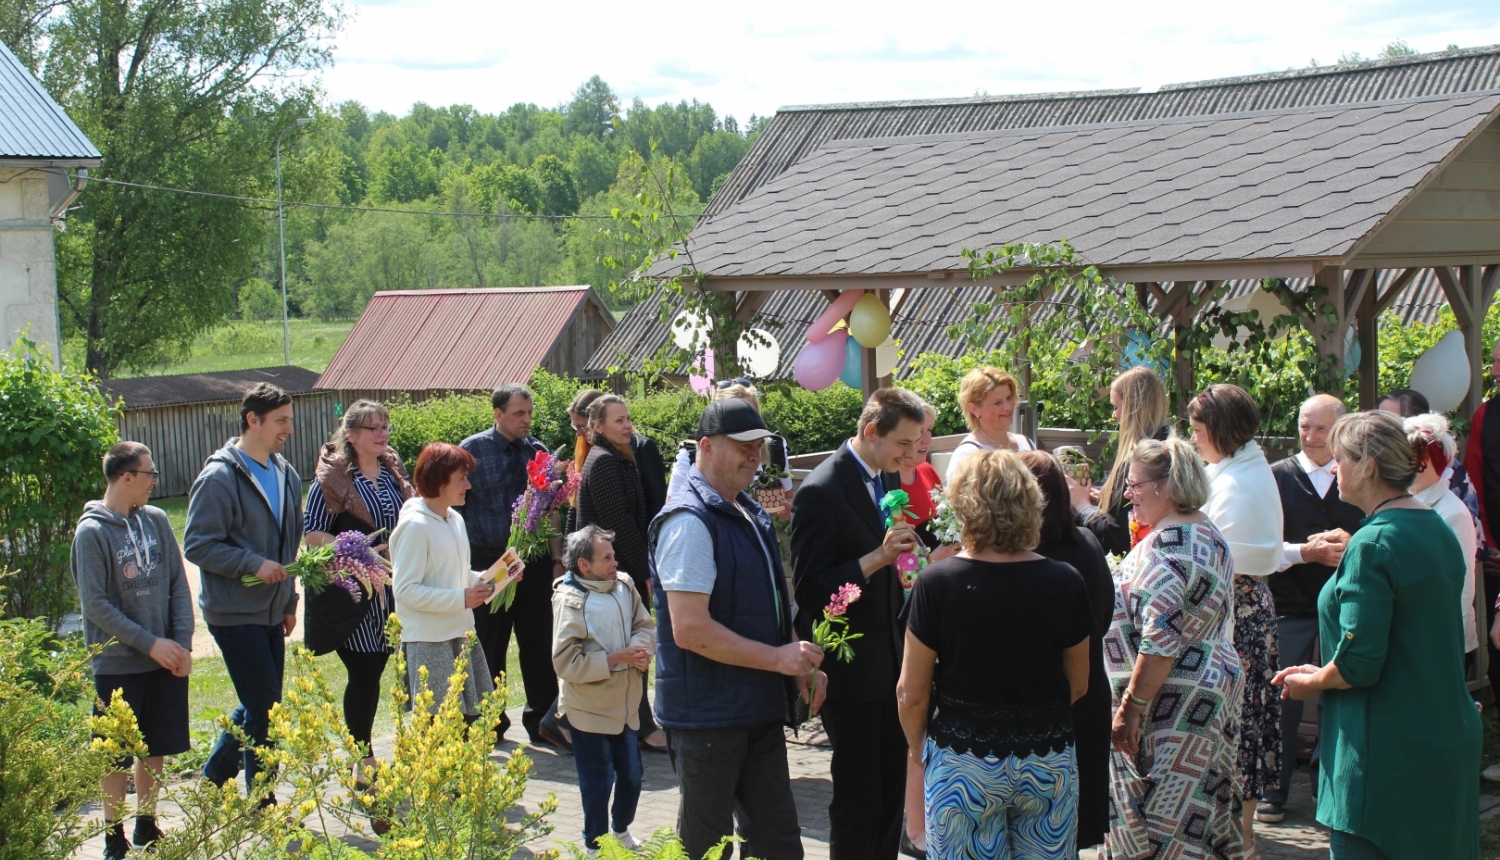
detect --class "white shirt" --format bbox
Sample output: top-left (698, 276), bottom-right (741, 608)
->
top-left (847, 440), bottom-right (882, 507)
top-left (1414, 469), bottom-right (1479, 653)
top-left (1276, 451), bottom-right (1339, 573)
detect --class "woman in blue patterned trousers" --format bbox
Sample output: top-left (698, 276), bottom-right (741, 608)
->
top-left (897, 449), bottom-right (1094, 859)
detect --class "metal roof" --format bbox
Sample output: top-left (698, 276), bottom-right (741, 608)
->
top-left (101, 366), bottom-right (322, 410)
top-left (0, 40), bottom-right (101, 165)
top-left (710, 44), bottom-right (1500, 216)
top-left (315, 287), bottom-right (612, 392)
top-left (684, 92), bottom-right (1500, 279)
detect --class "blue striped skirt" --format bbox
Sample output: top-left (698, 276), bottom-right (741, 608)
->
top-left (924, 739), bottom-right (1078, 860)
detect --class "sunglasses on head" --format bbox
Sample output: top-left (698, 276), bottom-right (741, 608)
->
top-left (715, 377), bottom-right (753, 389)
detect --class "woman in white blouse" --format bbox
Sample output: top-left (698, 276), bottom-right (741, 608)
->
top-left (1404, 413), bottom-right (1480, 656)
top-left (1187, 383), bottom-right (1284, 855)
top-left (945, 366), bottom-right (1035, 484)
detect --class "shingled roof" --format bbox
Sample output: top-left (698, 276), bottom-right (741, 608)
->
top-left (101, 366), bottom-right (322, 410)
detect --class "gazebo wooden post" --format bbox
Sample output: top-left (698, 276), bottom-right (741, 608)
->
top-left (1357, 272), bottom-right (1380, 410)
top-left (1435, 265), bottom-right (1499, 419)
top-left (1306, 266), bottom-right (1348, 396)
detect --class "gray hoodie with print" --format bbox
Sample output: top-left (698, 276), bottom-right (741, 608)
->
top-left (184, 440), bottom-right (303, 627)
top-left (72, 501), bottom-right (195, 675)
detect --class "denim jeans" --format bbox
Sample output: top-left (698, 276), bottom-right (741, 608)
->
top-left (203, 624), bottom-right (286, 794)
top-left (571, 726), bottom-right (642, 850)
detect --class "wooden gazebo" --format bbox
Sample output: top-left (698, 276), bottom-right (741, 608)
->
top-left (645, 46), bottom-right (1500, 411)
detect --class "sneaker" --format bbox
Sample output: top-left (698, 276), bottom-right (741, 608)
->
top-left (611, 830), bottom-right (644, 849)
top-left (1484, 763), bottom-right (1500, 783)
top-left (1254, 800), bottom-right (1284, 823)
top-left (133, 815), bottom-right (163, 850)
top-left (103, 822), bottom-right (130, 860)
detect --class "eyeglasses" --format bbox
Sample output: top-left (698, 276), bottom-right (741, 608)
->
top-left (127, 470), bottom-right (161, 482)
top-left (715, 377), bottom-right (753, 390)
top-left (354, 424), bottom-right (394, 434)
top-left (1124, 476), bottom-right (1163, 494)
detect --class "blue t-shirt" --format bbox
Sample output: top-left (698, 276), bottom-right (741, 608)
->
top-left (236, 448), bottom-right (282, 526)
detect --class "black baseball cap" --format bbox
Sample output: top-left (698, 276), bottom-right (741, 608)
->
top-left (697, 398), bottom-right (776, 442)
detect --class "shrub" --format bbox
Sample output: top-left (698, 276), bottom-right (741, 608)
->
top-left (209, 322), bottom-right (278, 356)
top-left (0, 338), bottom-right (119, 622)
top-left (759, 382), bottom-right (865, 454)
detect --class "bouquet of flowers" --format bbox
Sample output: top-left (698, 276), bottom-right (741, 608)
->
top-left (1128, 507), bottom-right (1150, 549)
top-left (244, 529), bottom-right (391, 603)
top-left (929, 488), bottom-right (963, 546)
top-left (1106, 552), bottom-right (1126, 576)
top-left (491, 450), bottom-right (581, 612)
top-left (879, 489), bottom-right (925, 590)
top-left (808, 583), bottom-right (862, 707)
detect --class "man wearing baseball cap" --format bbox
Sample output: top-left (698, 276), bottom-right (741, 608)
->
top-left (648, 398), bottom-right (825, 860)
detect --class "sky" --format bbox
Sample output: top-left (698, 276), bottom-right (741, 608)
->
top-left (322, 0), bottom-right (1500, 123)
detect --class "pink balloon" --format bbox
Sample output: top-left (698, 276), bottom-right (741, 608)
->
top-left (807, 290), bottom-right (864, 344)
top-left (689, 347), bottom-right (715, 395)
top-left (795, 331), bottom-right (847, 391)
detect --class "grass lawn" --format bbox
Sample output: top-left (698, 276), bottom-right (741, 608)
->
top-left (113, 319), bottom-right (355, 377)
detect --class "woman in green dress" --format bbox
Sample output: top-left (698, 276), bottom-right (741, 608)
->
top-left (1274, 410), bottom-right (1479, 860)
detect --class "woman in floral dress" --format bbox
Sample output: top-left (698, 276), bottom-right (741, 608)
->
top-left (1104, 436), bottom-right (1244, 860)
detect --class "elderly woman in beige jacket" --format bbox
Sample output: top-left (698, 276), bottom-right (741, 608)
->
top-left (1188, 384), bottom-right (1285, 853)
top-left (552, 524), bottom-right (656, 853)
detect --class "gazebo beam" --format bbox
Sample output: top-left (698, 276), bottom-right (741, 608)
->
top-left (1358, 272), bottom-right (1380, 409)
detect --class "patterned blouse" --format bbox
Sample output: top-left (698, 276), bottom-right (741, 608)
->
top-left (304, 466), bottom-right (404, 653)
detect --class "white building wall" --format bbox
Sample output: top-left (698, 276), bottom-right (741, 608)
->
top-left (0, 167), bottom-right (59, 362)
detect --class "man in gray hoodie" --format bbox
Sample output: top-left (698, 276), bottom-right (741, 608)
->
top-left (73, 441), bottom-right (194, 860)
top-left (184, 382), bottom-right (303, 798)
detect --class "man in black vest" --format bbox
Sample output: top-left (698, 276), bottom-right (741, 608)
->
top-left (791, 388), bottom-right (926, 860)
top-left (1256, 393), bottom-right (1363, 823)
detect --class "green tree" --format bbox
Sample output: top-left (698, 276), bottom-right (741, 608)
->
top-left (563, 74), bottom-right (618, 138)
top-left (687, 130), bottom-right (753, 202)
top-left (370, 142), bottom-right (442, 203)
top-left (44, 0), bottom-right (344, 378)
top-left (238, 277), bottom-right (281, 323)
top-left (532, 154), bottom-right (580, 216)
top-left (471, 161), bottom-right (541, 214)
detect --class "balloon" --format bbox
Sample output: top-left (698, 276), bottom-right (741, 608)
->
top-left (671, 309), bottom-right (713, 351)
top-left (840, 336), bottom-right (863, 389)
top-left (1410, 330), bottom-right (1470, 413)
top-left (689, 347), bottom-right (715, 396)
top-left (738, 328), bottom-right (781, 378)
top-left (849, 294), bottom-right (892, 348)
top-left (874, 337), bottom-right (898, 377)
top-left (808, 290), bottom-right (864, 343)
top-left (795, 331), bottom-right (846, 391)
top-left (1342, 327), bottom-right (1360, 381)
top-left (1210, 289), bottom-right (1286, 350)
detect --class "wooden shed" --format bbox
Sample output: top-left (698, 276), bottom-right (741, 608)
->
top-left (316, 286), bottom-right (615, 403)
top-left (100, 366), bottom-right (336, 498)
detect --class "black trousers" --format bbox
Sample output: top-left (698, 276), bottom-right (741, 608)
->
top-left (470, 547), bottom-right (558, 740)
top-left (1263, 615), bottom-right (1319, 805)
top-left (336, 647), bottom-right (389, 754)
top-left (821, 696), bottom-right (907, 860)
top-left (666, 722), bottom-right (803, 860)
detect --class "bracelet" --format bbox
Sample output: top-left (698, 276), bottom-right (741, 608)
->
top-left (1125, 692), bottom-right (1151, 708)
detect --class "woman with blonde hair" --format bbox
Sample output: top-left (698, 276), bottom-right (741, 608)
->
top-left (1105, 435), bottom-right (1244, 859)
top-left (1070, 366), bottom-right (1171, 554)
top-left (1275, 410), bottom-right (1479, 859)
top-left (945, 366), bottom-right (1034, 484)
top-left (1403, 412), bottom-right (1480, 657)
top-left (898, 449), bottom-right (1093, 859)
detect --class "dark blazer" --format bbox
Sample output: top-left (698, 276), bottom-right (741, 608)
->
top-left (791, 443), bottom-right (904, 704)
top-left (577, 444), bottom-right (652, 594)
top-left (631, 433), bottom-right (668, 521)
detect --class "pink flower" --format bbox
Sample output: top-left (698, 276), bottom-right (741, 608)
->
top-left (825, 583), bottom-right (862, 618)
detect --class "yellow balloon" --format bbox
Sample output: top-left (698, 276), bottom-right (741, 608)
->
top-left (849, 294), bottom-right (892, 348)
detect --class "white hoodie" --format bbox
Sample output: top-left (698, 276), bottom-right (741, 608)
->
top-left (391, 496), bottom-right (481, 643)
top-left (1202, 440), bottom-right (1284, 577)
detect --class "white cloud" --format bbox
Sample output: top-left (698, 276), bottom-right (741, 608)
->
top-left (320, 0), bottom-right (1500, 121)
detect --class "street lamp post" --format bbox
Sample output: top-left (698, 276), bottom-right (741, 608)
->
top-left (276, 118), bottom-right (312, 366)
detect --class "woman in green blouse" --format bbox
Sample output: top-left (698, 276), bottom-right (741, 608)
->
top-left (1274, 409), bottom-right (1479, 860)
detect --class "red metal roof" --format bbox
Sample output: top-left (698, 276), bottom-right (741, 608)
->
top-left (315, 287), bottom-right (602, 392)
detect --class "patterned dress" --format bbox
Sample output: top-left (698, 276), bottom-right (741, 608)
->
top-left (1102, 521), bottom-right (1245, 860)
top-left (1232, 575), bottom-right (1281, 801)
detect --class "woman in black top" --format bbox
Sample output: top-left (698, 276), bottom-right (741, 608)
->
top-left (574, 393), bottom-right (665, 750)
top-left (1020, 450), bottom-right (1114, 854)
top-left (1069, 366), bottom-right (1171, 554)
top-left (898, 448), bottom-right (1093, 859)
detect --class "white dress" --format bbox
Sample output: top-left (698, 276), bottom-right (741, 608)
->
top-left (944, 432), bottom-right (1035, 484)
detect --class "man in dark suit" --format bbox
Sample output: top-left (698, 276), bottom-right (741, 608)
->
top-left (791, 388), bottom-right (926, 860)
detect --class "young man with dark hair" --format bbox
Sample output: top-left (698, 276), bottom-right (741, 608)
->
top-left (460, 383), bottom-right (562, 744)
top-left (184, 383), bottom-right (303, 799)
top-left (74, 442), bottom-right (193, 859)
top-left (791, 387), bottom-right (927, 860)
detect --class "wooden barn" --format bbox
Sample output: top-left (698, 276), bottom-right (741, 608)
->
top-left (100, 366), bottom-right (336, 498)
top-left (316, 286), bottom-right (615, 403)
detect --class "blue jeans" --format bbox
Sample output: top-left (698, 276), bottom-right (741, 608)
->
top-left (203, 624), bottom-right (286, 794)
top-left (572, 726), bottom-right (642, 850)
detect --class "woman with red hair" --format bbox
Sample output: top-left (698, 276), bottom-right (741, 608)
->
top-left (392, 442), bottom-right (520, 720)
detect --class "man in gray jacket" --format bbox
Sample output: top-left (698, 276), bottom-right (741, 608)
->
top-left (184, 382), bottom-right (303, 798)
top-left (73, 441), bottom-right (193, 860)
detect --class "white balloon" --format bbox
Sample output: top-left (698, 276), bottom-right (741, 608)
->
top-left (1410, 330), bottom-right (1471, 413)
top-left (874, 337), bottom-right (898, 377)
top-left (671, 310), bottom-right (713, 351)
top-left (1210, 289), bottom-right (1286, 350)
top-left (737, 328), bottom-right (781, 378)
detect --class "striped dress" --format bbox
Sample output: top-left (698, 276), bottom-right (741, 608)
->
top-left (303, 467), bottom-right (404, 653)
